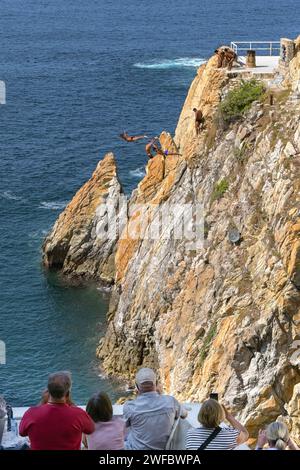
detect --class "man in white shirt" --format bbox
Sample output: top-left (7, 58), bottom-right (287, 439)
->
top-left (123, 368), bottom-right (187, 450)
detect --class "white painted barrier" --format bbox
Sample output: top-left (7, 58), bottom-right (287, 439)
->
top-left (2, 403), bottom-right (250, 450)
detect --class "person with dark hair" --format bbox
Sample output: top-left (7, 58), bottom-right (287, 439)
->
top-left (120, 131), bottom-right (148, 142)
top-left (223, 47), bottom-right (237, 70)
top-left (19, 371), bottom-right (94, 450)
top-left (40, 387), bottom-right (74, 406)
top-left (152, 141), bottom-right (182, 157)
top-left (193, 108), bottom-right (205, 135)
top-left (215, 48), bottom-right (225, 68)
top-left (84, 392), bottom-right (125, 450)
top-left (145, 137), bottom-right (159, 159)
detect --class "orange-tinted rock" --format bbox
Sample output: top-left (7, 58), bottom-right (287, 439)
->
top-left (97, 44), bottom-right (300, 442)
top-left (175, 54), bottom-right (228, 153)
top-left (44, 43), bottom-right (300, 443)
top-left (43, 153), bottom-right (123, 285)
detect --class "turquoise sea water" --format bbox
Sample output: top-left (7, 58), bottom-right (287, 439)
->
top-left (0, 0), bottom-right (299, 406)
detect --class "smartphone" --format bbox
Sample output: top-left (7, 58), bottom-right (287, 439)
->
top-left (210, 392), bottom-right (218, 401)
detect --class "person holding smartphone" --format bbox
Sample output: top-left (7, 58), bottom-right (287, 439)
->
top-left (123, 368), bottom-right (187, 450)
top-left (185, 398), bottom-right (249, 450)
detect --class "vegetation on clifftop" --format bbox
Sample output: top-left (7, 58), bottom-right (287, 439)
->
top-left (220, 79), bottom-right (265, 123)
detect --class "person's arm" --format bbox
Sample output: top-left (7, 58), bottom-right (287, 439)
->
top-left (80, 410), bottom-right (95, 435)
top-left (19, 409), bottom-right (31, 437)
top-left (223, 405), bottom-right (249, 445)
top-left (122, 403), bottom-right (131, 428)
top-left (82, 434), bottom-right (88, 450)
top-left (173, 398), bottom-right (187, 419)
top-left (179, 404), bottom-right (188, 419)
top-left (287, 437), bottom-right (299, 450)
top-left (256, 429), bottom-right (267, 450)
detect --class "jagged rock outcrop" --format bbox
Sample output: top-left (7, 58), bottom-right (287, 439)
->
top-left (97, 48), bottom-right (300, 439)
top-left (43, 153), bottom-right (123, 285)
top-left (44, 42), bottom-right (300, 441)
top-left (283, 35), bottom-right (300, 91)
top-left (174, 54), bottom-right (228, 155)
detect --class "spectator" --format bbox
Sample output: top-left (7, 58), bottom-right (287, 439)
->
top-left (40, 388), bottom-right (74, 406)
top-left (256, 421), bottom-right (299, 450)
top-left (84, 392), bottom-right (125, 450)
top-left (0, 396), bottom-right (6, 446)
top-left (19, 371), bottom-right (94, 450)
top-left (185, 399), bottom-right (248, 450)
top-left (123, 367), bottom-right (187, 450)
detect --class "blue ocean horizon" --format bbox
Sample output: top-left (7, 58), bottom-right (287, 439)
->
top-left (0, 0), bottom-right (299, 406)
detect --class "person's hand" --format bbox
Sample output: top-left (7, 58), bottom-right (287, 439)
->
top-left (287, 437), bottom-right (299, 450)
top-left (257, 429), bottom-right (267, 448)
top-left (222, 403), bottom-right (231, 420)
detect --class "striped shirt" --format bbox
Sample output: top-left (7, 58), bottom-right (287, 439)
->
top-left (185, 426), bottom-right (239, 450)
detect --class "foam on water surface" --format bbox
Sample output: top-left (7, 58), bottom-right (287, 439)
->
top-left (134, 58), bottom-right (206, 70)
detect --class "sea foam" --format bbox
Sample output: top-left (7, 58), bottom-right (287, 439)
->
top-left (134, 58), bottom-right (206, 70)
top-left (39, 201), bottom-right (67, 210)
top-left (129, 167), bottom-right (146, 178)
top-left (0, 191), bottom-right (24, 201)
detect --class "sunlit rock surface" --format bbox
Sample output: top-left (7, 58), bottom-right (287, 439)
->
top-left (44, 41), bottom-right (300, 440)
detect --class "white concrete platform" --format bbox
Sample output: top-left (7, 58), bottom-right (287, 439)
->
top-left (232, 55), bottom-right (280, 75)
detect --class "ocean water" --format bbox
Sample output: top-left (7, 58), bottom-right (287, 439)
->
top-left (0, 0), bottom-right (299, 406)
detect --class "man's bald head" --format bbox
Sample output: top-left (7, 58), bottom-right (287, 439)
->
top-left (47, 371), bottom-right (72, 400)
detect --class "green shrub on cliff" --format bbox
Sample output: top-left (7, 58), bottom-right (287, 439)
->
top-left (220, 79), bottom-right (265, 123)
top-left (211, 178), bottom-right (229, 202)
top-left (199, 322), bottom-right (217, 365)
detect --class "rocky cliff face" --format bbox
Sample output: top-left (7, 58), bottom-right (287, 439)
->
top-left (43, 153), bottom-right (123, 285)
top-left (43, 40), bottom-right (300, 440)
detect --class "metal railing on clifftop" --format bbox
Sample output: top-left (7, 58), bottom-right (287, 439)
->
top-left (231, 41), bottom-right (280, 56)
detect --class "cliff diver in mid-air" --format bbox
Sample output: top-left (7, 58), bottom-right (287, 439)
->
top-left (119, 131), bottom-right (148, 142)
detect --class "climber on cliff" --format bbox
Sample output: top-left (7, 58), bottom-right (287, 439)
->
top-left (223, 47), bottom-right (237, 70)
top-left (193, 108), bottom-right (205, 135)
top-left (215, 47), bottom-right (237, 70)
top-left (120, 131), bottom-right (148, 142)
top-left (145, 137), bottom-right (159, 159)
top-left (215, 48), bottom-right (225, 68)
top-left (152, 141), bottom-right (182, 157)
top-left (145, 139), bottom-right (181, 159)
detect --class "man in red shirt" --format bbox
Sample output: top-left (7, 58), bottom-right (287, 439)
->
top-left (19, 371), bottom-right (94, 450)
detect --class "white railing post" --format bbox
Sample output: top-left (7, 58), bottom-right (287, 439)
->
top-left (230, 41), bottom-right (280, 57)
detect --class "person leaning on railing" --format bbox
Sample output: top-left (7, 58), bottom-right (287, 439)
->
top-left (123, 368), bottom-right (187, 450)
top-left (185, 399), bottom-right (249, 450)
top-left (19, 371), bottom-right (95, 450)
top-left (83, 392), bottom-right (126, 450)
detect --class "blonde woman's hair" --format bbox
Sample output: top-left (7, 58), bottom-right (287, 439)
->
top-left (266, 422), bottom-right (289, 450)
top-left (198, 399), bottom-right (225, 428)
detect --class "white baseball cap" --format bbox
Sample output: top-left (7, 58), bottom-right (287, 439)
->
top-left (136, 368), bottom-right (156, 387)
